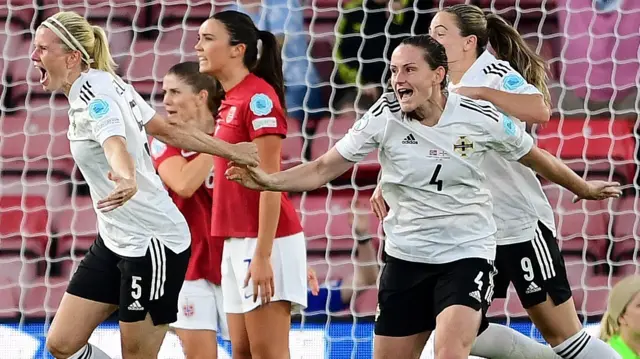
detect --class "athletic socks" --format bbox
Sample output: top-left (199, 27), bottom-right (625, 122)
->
top-left (553, 330), bottom-right (622, 359)
top-left (471, 323), bottom-right (561, 359)
top-left (67, 344), bottom-right (112, 359)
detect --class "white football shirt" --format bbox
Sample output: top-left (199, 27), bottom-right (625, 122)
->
top-left (335, 92), bottom-right (534, 264)
top-left (67, 69), bottom-right (190, 257)
top-left (450, 51), bottom-right (556, 245)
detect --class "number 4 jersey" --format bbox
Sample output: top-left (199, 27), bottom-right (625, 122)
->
top-left (67, 69), bottom-right (190, 258)
top-left (335, 92), bottom-right (534, 264)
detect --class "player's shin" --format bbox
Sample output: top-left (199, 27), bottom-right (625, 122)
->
top-left (552, 330), bottom-right (622, 359)
top-left (66, 344), bottom-right (112, 359)
top-left (471, 323), bottom-right (561, 359)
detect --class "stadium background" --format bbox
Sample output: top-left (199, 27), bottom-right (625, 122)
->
top-left (0, 0), bottom-right (638, 357)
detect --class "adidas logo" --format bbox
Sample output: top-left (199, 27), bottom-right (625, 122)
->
top-left (526, 282), bottom-right (541, 294)
top-left (469, 290), bottom-right (482, 303)
top-left (128, 300), bottom-right (145, 311)
top-left (402, 133), bottom-right (418, 144)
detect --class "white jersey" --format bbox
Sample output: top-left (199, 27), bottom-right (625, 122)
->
top-left (67, 69), bottom-right (190, 257)
top-left (449, 51), bottom-right (556, 245)
top-left (335, 92), bottom-right (534, 264)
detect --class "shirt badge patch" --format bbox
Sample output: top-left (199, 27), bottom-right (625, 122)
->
top-left (150, 139), bottom-right (167, 159)
top-left (502, 73), bottom-right (525, 91)
top-left (454, 136), bottom-right (474, 158)
top-left (502, 115), bottom-right (517, 136)
top-left (249, 93), bottom-right (273, 116)
top-left (88, 98), bottom-right (110, 120)
top-left (226, 106), bottom-right (237, 123)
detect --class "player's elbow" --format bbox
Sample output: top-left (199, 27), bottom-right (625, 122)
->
top-left (532, 98), bottom-right (551, 124)
top-left (172, 182), bottom-right (198, 199)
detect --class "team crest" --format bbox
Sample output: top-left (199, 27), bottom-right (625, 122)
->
top-left (183, 303), bottom-right (195, 317)
top-left (454, 136), bottom-right (474, 158)
top-left (226, 106), bottom-right (237, 123)
top-left (249, 93), bottom-right (273, 116)
top-left (502, 115), bottom-right (517, 136)
top-left (150, 139), bottom-right (167, 159)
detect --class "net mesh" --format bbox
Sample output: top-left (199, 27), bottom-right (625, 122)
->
top-left (0, 0), bottom-right (639, 357)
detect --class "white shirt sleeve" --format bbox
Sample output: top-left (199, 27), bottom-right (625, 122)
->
top-left (130, 87), bottom-right (157, 125)
top-left (87, 95), bottom-right (126, 146)
top-left (491, 70), bottom-right (541, 95)
top-left (334, 110), bottom-right (385, 163)
top-left (484, 113), bottom-right (534, 161)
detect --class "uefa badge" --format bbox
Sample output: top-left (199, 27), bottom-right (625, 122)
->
top-left (249, 93), bottom-right (273, 116)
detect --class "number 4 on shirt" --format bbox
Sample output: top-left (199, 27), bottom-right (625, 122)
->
top-left (429, 164), bottom-right (443, 191)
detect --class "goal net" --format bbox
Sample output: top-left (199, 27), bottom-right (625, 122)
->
top-left (0, 0), bottom-right (638, 358)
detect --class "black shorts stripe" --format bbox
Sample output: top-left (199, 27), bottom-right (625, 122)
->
top-left (149, 238), bottom-right (167, 300)
top-left (459, 99), bottom-right (500, 122)
top-left (531, 226), bottom-right (556, 280)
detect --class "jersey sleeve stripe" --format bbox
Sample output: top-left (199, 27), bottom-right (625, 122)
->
top-left (460, 99), bottom-right (500, 122)
top-left (482, 63), bottom-right (509, 77)
top-left (79, 82), bottom-right (95, 105)
top-left (370, 95), bottom-right (401, 117)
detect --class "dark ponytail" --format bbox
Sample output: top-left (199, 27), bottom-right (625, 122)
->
top-left (211, 11), bottom-right (286, 109)
top-left (255, 30), bottom-right (286, 109)
top-left (444, 4), bottom-right (551, 106)
top-left (485, 14), bottom-right (551, 106)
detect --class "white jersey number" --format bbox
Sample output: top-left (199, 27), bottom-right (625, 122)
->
top-left (131, 276), bottom-right (143, 300)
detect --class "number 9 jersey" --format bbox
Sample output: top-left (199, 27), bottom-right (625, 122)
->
top-left (335, 92), bottom-right (534, 265)
top-left (66, 69), bottom-right (190, 258)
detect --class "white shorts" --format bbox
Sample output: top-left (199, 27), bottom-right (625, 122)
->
top-left (221, 232), bottom-right (308, 314)
top-left (171, 279), bottom-right (229, 339)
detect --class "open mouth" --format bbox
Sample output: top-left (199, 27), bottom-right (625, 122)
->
top-left (396, 88), bottom-right (414, 101)
top-left (166, 110), bottom-right (177, 116)
top-left (34, 64), bottom-right (48, 85)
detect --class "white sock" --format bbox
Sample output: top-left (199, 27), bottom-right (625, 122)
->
top-left (553, 330), bottom-right (622, 359)
top-left (471, 323), bottom-right (561, 359)
top-left (67, 344), bottom-right (112, 359)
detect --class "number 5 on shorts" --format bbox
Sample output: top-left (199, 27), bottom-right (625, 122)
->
top-left (131, 276), bottom-right (142, 300)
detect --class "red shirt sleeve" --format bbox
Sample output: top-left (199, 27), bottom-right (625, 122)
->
top-left (243, 91), bottom-right (288, 140)
top-left (150, 137), bottom-right (182, 169)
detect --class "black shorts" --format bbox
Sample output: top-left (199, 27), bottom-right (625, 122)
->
top-left (67, 235), bottom-right (190, 325)
top-left (374, 256), bottom-right (496, 337)
top-left (493, 221), bottom-right (572, 308)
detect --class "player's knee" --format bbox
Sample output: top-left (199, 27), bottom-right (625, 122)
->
top-left (45, 334), bottom-right (82, 359)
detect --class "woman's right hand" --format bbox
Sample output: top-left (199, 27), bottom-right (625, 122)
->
top-left (229, 142), bottom-right (260, 167)
top-left (370, 184), bottom-right (388, 220)
top-left (225, 162), bottom-right (272, 191)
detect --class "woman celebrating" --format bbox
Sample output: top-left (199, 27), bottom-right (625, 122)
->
top-left (195, 11), bottom-right (308, 359)
top-left (226, 35), bottom-right (620, 359)
top-left (371, 5), bottom-right (622, 359)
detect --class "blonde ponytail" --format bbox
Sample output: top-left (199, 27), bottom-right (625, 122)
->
top-left (90, 25), bottom-right (117, 75)
top-left (599, 311), bottom-right (618, 342)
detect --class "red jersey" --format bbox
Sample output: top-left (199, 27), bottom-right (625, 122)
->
top-left (150, 138), bottom-right (223, 285)
top-left (211, 73), bottom-right (302, 238)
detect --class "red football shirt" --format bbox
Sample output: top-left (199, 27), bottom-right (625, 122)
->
top-left (150, 137), bottom-right (223, 284)
top-left (211, 73), bottom-right (302, 238)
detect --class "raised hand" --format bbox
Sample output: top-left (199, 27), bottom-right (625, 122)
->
top-left (573, 180), bottom-right (622, 202)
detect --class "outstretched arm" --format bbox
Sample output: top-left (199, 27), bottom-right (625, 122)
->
top-left (518, 146), bottom-right (621, 201)
top-left (145, 114), bottom-right (259, 167)
top-left (226, 148), bottom-right (354, 193)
